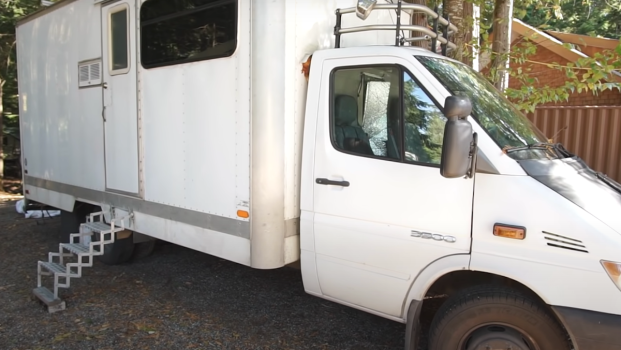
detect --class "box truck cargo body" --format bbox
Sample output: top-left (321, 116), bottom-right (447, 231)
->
top-left (16, 1), bottom-right (621, 349)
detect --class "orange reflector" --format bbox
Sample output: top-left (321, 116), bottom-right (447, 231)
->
top-left (602, 261), bottom-right (621, 278)
top-left (493, 224), bottom-right (526, 240)
top-left (237, 210), bottom-right (249, 219)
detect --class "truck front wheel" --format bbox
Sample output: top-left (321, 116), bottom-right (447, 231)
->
top-left (428, 285), bottom-right (570, 350)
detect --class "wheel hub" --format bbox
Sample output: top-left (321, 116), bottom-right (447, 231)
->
top-left (465, 325), bottom-right (532, 350)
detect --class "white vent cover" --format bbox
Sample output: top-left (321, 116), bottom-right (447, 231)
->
top-left (78, 60), bottom-right (102, 88)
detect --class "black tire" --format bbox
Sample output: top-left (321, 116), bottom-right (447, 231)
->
top-left (93, 231), bottom-right (135, 265)
top-left (59, 203), bottom-right (96, 243)
top-left (131, 240), bottom-right (156, 261)
top-left (428, 285), bottom-right (571, 350)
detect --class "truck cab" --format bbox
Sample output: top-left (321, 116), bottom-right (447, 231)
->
top-left (299, 6), bottom-right (621, 349)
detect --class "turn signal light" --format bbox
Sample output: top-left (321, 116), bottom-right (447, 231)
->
top-left (602, 260), bottom-right (621, 291)
top-left (237, 210), bottom-right (249, 219)
top-left (493, 224), bottom-right (526, 240)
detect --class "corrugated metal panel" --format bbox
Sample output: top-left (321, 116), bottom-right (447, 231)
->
top-left (527, 106), bottom-right (621, 182)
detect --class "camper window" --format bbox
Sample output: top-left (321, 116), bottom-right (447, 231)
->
top-left (140, 0), bottom-right (238, 68)
top-left (109, 5), bottom-right (130, 75)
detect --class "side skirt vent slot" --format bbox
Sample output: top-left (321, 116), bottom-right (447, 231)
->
top-left (542, 231), bottom-right (588, 253)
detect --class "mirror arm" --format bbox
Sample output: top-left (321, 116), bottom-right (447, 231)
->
top-left (466, 132), bottom-right (478, 179)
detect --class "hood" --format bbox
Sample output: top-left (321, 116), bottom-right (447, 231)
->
top-left (519, 157), bottom-right (621, 236)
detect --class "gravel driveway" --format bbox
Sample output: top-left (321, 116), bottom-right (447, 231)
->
top-left (0, 200), bottom-right (426, 350)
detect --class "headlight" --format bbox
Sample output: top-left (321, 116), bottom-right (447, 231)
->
top-left (602, 260), bottom-right (621, 291)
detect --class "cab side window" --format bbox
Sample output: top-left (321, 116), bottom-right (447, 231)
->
top-left (331, 67), bottom-right (401, 160)
top-left (331, 66), bottom-right (445, 166)
top-left (403, 72), bottom-right (446, 164)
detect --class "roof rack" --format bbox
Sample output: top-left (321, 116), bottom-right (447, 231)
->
top-left (334, 1), bottom-right (458, 56)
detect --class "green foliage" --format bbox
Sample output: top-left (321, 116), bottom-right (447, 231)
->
top-left (1, 0), bottom-right (40, 124)
top-left (497, 36), bottom-right (621, 112)
top-left (519, 0), bottom-right (621, 39)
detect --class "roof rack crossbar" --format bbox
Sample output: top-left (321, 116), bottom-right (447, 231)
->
top-left (336, 4), bottom-right (458, 33)
top-left (336, 24), bottom-right (457, 50)
top-left (334, 2), bottom-right (458, 55)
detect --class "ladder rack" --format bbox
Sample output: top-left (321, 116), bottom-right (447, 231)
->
top-left (335, 3), bottom-right (458, 56)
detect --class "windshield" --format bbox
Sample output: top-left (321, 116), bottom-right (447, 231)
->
top-left (416, 56), bottom-right (556, 160)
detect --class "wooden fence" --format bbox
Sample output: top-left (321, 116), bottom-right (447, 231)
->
top-left (526, 106), bottom-right (621, 182)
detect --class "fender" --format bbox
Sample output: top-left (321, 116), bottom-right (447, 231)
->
top-left (401, 254), bottom-right (470, 350)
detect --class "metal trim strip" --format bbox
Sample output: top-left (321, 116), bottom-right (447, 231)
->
top-left (24, 176), bottom-right (251, 239)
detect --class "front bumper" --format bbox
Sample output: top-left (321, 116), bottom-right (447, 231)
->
top-left (553, 306), bottom-right (621, 350)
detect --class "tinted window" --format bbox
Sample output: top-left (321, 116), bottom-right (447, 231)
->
top-left (110, 9), bottom-right (128, 71)
top-left (141, 0), bottom-right (237, 68)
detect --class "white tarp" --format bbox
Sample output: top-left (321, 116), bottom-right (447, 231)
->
top-left (15, 199), bottom-right (61, 218)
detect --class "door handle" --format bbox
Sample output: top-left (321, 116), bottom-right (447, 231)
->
top-left (316, 178), bottom-right (350, 187)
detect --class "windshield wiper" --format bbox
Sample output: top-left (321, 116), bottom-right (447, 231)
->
top-left (595, 171), bottom-right (621, 194)
top-left (503, 142), bottom-right (573, 158)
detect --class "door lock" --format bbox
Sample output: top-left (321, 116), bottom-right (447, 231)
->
top-left (102, 82), bottom-right (108, 89)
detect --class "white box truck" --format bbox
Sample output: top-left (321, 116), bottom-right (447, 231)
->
top-left (16, 0), bottom-right (621, 349)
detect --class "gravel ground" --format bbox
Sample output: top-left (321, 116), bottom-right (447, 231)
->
top-left (0, 199), bottom-right (436, 350)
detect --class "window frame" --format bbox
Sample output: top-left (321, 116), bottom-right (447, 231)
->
top-left (329, 64), bottom-right (445, 168)
top-left (108, 3), bottom-right (131, 76)
top-left (139, 0), bottom-right (239, 69)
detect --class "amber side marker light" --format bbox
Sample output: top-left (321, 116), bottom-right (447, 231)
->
top-left (237, 210), bottom-right (249, 219)
top-left (493, 224), bottom-right (526, 240)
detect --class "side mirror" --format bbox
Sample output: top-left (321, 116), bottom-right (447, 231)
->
top-left (356, 0), bottom-right (377, 20)
top-left (440, 96), bottom-right (474, 178)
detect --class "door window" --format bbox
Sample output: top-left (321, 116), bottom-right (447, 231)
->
top-left (109, 5), bottom-right (130, 75)
top-left (403, 72), bottom-right (445, 164)
top-left (331, 66), bottom-right (445, 166)
top-left (331, 66), bottom-right (401, 160)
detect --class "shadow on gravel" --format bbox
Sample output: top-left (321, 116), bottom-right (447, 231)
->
top-left (0, 201), bottom-right (438, 350)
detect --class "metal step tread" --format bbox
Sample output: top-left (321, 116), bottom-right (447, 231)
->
top-left (33, 287), bottom-right (64, 307)
top-left (60, 243), bottom-right (90, 255)
top-left (82, 221), bottom-right (112, 233)
top-left (39, 261), bottom-right (67, 275)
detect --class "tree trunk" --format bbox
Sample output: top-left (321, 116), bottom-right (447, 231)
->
top-left (405, 0), bottom-right (429, 50)
top-left (443, 0), bottom-right (464, 61)
top-left (461, 1), bottom-right (473, 66)
top-left (0, 79), bottom-right (4, 190)
top-left (491, 0), bottom-right (513, 90)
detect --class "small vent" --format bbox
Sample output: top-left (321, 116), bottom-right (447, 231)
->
top-left (79, 65), bottom-right (90, 82)
top-left (78, 60), bottom-right (102, 88)
top-left (90, 63), bottom-right (100, 81)
top-left (543, 231), bottom-right (588, 253)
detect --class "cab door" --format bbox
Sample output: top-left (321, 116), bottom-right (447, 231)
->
top-left (311, 57), bottom-right (474, 318)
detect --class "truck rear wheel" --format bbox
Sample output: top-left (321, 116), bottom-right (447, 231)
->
top-left (428, 285), bottom-right (570, 350)
top-left (93, 230), bottom-right (135, 265)
top-left (59, 203), bottom-right (97, 243)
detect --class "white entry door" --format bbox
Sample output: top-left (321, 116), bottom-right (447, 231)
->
top-left (312, 57), bottom-right (474, 318)
top-left (101, 0), bottom-right (139, 195)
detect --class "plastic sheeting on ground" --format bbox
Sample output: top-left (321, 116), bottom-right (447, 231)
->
top-left (15, 199), bottom-right (60, 219)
